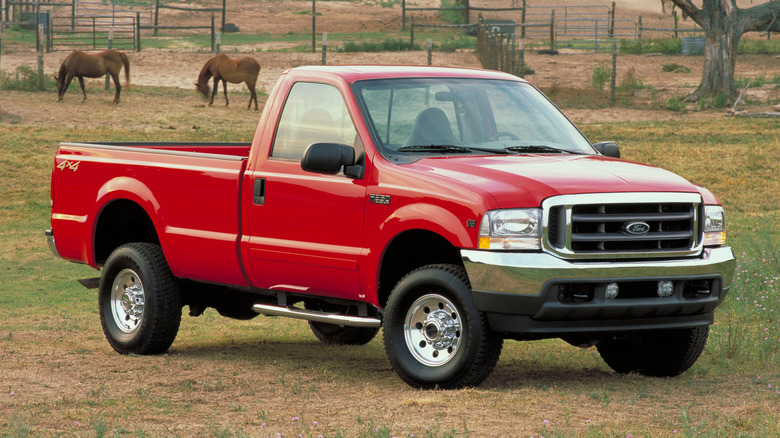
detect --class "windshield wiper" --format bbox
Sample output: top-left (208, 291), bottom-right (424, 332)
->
top-left (398, 145), bottom-right (474, 154)
top-left (505, 145), bottom-right (579, 154)
top-left (398, 145), bottom-right (504, 154)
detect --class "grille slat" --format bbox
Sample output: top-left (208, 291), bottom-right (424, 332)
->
top-left (572, 231), bottom-right (693, 242)
top-left (571, 212), bottom-right (694, 222)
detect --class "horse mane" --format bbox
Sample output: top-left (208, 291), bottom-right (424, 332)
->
top-left (196, 57), bottom-right (216, 93)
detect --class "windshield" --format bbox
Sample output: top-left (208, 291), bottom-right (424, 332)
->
top-left (353, 78), bottom-right (595, 161)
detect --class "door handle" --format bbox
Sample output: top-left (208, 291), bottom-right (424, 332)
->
top-left (253, 178), bottom-right (266, 205)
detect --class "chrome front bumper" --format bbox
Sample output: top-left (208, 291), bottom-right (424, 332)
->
top-left (462, 247), bottom-right (736, 336)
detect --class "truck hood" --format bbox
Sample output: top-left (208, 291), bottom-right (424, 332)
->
top-left (411, 154), bottom-right (701, 208)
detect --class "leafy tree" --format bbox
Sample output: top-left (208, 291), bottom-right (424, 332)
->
top-left (669, 0), bottom-right (780, 103)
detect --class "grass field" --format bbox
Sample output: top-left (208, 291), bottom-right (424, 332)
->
top-left (0, 87), bottom-right (778, 437)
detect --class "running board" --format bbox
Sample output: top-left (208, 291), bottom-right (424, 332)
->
top-left (252, 303), bottom-right (382, 328)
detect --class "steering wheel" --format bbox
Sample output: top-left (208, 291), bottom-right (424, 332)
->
top-left (490, 131), bottom-right (520, 141)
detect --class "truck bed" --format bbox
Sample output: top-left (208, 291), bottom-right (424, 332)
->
top-left (50, 141), bottom-right (251, 286)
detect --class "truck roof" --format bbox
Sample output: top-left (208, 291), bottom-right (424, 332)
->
top-left (284, 65), bottom-right (527, 84)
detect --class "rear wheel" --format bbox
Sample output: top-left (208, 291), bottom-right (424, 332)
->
top-left (304, 301), bottom-right (379, 345)
top-left (99, 243), bottom-right (182, 354)
top-left (597, 326), bottom-right (709, 377)
top-left (383, 264), bottom-right (503, 389)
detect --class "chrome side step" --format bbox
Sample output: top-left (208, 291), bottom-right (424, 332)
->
top-left (252, 303), bottom-right (382, 328)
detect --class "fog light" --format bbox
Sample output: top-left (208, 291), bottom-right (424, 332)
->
top-left (657, 281), bottom-right (674, 297)
top-left (605, 282), bottom-right (619, 299)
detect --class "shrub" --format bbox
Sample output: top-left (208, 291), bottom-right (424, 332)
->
top-left (0, 65), bottom-right (56, 91)
top-left (591, 61), bottom-right (611, 90)
top-left (662, 63), bottom-right (692, 73)
top-left (338, 38), bottom-right (419, 52)
top-left (666, 96), bottom-right (686, 111)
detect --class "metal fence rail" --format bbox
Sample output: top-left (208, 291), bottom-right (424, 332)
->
top-left (554, 18), bottom-right (637, 52)
top-left (49, 15), bottom-right (136, 51)
top-left (75, 0), bottom-right (152, 26)
top-left (522, 4), bottom-right (611, 37)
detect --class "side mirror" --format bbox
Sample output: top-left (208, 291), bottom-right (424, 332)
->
top-left (301, 143), bottom-right (363, 178)
top-left (592, 141), bottom-right (621, 158)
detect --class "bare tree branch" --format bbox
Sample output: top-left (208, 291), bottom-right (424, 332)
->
top-left (670, 0), bottom-right (702, 22)
top-left (738, 1), bottom-right (780, 32)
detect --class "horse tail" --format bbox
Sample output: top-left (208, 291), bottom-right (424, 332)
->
top-left (119, 51), bottom-right (130, 85)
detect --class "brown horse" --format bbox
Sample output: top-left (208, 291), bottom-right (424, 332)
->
top-left (195, 54), bottom-right (261, 110)
top-left (55, 50), bottom-right (130, 104)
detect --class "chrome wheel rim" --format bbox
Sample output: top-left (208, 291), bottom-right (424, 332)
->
top-left (110, 269), bottom-right (145, 334)
top-left (404, 294), bottom-right (462, 367)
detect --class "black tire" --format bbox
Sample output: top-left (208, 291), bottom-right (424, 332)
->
top-left (99, 243), bottom-right (182, 355)
top-left (597, 326), bottom-right (709, 377)
top-left (383, 264), bottom-right (503, 389)
top-left (308, 322), bottom-right (379, 346)
top-left (304, 301), bottom-right (379, 345)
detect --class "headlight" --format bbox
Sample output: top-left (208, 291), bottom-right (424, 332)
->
top-left (703, 205), bottom-right (726, 246)
top-left (478, 208), bottom-right (542, 250)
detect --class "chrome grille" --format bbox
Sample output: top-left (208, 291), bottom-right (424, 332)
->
top-left (542, 193), bottom-right (703, 260)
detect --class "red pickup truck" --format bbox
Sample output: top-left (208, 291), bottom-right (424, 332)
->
top-left (47, 65), bottom-right (736, 389)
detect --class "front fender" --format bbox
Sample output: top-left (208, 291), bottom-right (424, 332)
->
top-left (375, 202), bottom-right (474, 248)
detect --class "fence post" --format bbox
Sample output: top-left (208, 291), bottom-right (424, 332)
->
top-left (71, 0), bottom-right (75, 31)
top-left (311, 0), bottom-right (316, 53)
top-left (594, 20), bottom-right (598, 53)
top-left (211, 14), bottom-right (215, 52)
top-left (0, 33), bottom-right (3, 69)
top-left (427, 38), bottom-right (432, 65)
top-left (410, 15), bottom-right (414, 49)
top-left (136, 12), bottom-right (141, 51)
top-left (35, 0), bottom-right (40, 54)
top-left (610, 43), bottom-right (617, 106)
top-left (216, 31), bottom-right (221, 54)
top-left (47, 11), bottom-right (51, 51)
top-left (609, 1), bottom-right (615, 38)
top-left (638, 16), bottom-right (642, 43)
top-left (549, 10), bottom-right (555, 50)
top-left (518, 41), bottom-right (525, 78)
top-left (37, 24), bottom-right (44, 90)
top-left (673, 10), bottom-right (678, 39)
top-left (322, 32), bottom-right (327, 65)
top-left (496, 33), bottom-right (502, 72)
top-left (463, 0), bottom-right (469, 25)
top-left (521, 0), bottom-right (526, 38)
top-left (222, 0), bottom-right (226, 31)
top-left (154, 0), bottom-right (159, 36)
top-left (402, 0), bottom-right (405, 31)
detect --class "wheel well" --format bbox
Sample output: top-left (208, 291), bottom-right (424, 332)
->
top-left (94, 199), bottom-right (159, 265)
top-left (377, 230), bottom-right (462, 308)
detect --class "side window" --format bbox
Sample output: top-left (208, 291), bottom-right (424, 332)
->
top-left (271, 82), bottom-right (357, 160)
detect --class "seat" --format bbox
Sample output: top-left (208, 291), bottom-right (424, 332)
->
top-left (283, 108), bottom-right (344, 159)
top-left (403, 107), bottom-right (460, 147)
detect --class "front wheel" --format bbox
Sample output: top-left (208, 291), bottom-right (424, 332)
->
top-left (99, 243), bottom-right (182, 355)
top-left (597, 326), bottom-right (709, 377)
top-left (383, 264), bottom-right (503, 389)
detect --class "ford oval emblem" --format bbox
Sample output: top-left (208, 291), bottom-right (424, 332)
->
top-left (623, 221), bottom-right (651, 235)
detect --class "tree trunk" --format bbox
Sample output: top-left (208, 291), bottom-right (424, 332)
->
top-left (687, 29), bottom-right (740, 103)
top-left (671, 0), bottom-right (780, 104)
